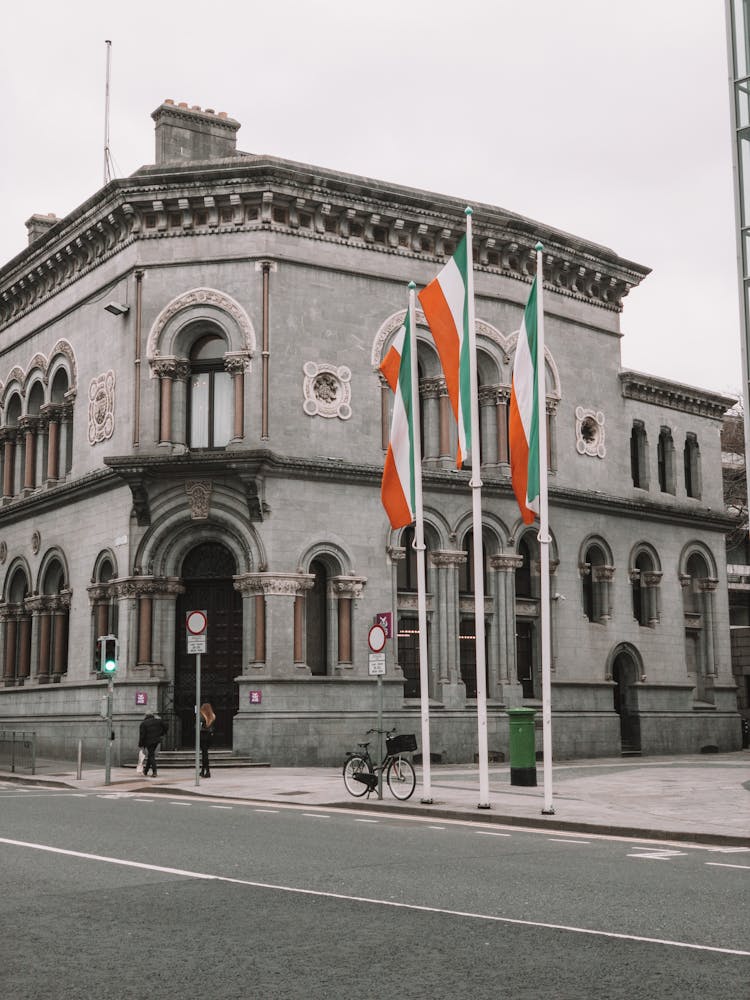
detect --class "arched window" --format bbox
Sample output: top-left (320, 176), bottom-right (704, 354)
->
top-left (657, 427), bottom-right (676, 494)
top-left (188, 335), bottom-right (233, 448)
top-left (397, 526), bottom-right (418, 592)
top-left (682, 551), bottom-right (716, 703)
top-left (2, 394), bottom-right (22, 498)
top-left (630, 420), bottom-right (649, 489)
top-left (630, 548), bottom-right (661, 627)
top-left (89, 553), bottom-right (118, 671)
top-left (684, 433), bottom-right (701, 499)
top-left (2, 567), bottom-right (31, 685)
top-left (40, 558), bottom-right (70, 682)
top-left (581, 542), bottom-right (612, 624)
top-left (306, 559), bottom-right (329, 676)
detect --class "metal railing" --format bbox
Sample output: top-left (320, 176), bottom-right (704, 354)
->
top-left (0, 731), bottom-right (37, 774)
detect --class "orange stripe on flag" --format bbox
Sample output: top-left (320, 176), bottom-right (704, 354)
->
top-left (381, 447), bottom-right (412, 529)
top-left (509, 388), bottom-right (535, 524)
top-left (418, 280), bottom-right (460, 423)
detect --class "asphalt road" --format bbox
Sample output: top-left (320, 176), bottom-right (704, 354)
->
top-left (1, 783), bottom-right (748, 999)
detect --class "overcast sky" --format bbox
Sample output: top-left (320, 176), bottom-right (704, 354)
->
top-left (0, 1), bottom-right (741, 396)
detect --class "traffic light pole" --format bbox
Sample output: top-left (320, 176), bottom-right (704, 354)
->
top-left (104, 675), bottom-right (114, 786)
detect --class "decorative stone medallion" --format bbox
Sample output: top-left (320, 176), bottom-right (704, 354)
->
top-left (88, 370), bottom-right (115, 444)
top-left (575, 406), bottom-right (606, 458)
top-left (302, 362), bottom-right (352, 419)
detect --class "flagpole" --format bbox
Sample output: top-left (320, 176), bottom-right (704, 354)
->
top-left (464, 208), bottom-right (491, 809)
top-left (408, 281), bottom-right (433, 803)
top-left (534, 241), bottom-right (554, 815)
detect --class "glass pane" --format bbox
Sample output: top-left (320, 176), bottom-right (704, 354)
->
top-left (190, 373), bottom-right (210, 448)
top-left (213, 370), bottom-right (232, 446)
top-left (191, 335), bottom-right (225, 361)
top-left (733, 0), bottom-right (750, 79)
top-left (739, 135), bottom-right (750, 227)
top-left (737, 79), bottom-right (750, 129)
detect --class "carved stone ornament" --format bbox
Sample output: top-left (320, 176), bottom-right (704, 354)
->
top-left (0, 541), bottom-right (6, 564)
top-left (302, 362), bottom-right (352, 419)
top-left (88, 370), bottom-right (115, 444)
top-left (186, 480), bottom-right (212, 520)
top-left (575, 406), bottom-right (606, 459)
top-left (31, 530), bottom-right (41, 554)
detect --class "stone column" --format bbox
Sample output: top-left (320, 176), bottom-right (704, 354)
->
top-left (41, 404), bottom-right (62, 482)
top-left (59, 401), bottom-right (74, 476)
top-left (2, 608), bottom-right (18, 685)
top-left (430, 550), bottom-right (466, 703)
top-left (50, 592), bottom-right (71, 681)
top-left (34, 597), bottom-right (54, 684)
top-left (438, 385), bottom-right (452, 462)
top-left (479, 386), bottom-right (498, 466)
top-left (642, 571), bottom-right (662, 627)
top-left (700, 578), bottom-right (719, 677)
top-left (330, 576), bottom-right (366, 670)
top-left (421, 378), bottom-right (441, 462)
top-left (387, 545), bottom-right (405, 673)
top-left (1, 429), bottom-right (16, 498)
top-left (17, 611), bottom-right (32, 683)
top-left (153, 360), bottom-right (176, 444)
top-left (593, 565), bottom-right (615, 623)
top-left (19, 417), bottom-right (39, 493)
top-left (496, 391), bottom-right (510, 465)
top-left (490, 553), bottom-right (523, 698)
top-left (225, 355), bottom-right (249, 442)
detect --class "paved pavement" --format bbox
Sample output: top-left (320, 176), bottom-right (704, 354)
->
top-left (3, 750), bottom-right (749, 847)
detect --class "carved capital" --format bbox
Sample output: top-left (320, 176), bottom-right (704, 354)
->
top-left (328, 575), bottom-right (367, 599)
top-left (490, 553), bottom-right (524, 572)
top-left (233, 572), bottom-right (316, 597)
top-left (430, 549), bottom-right (467, 568)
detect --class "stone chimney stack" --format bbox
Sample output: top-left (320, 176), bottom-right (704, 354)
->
top-left (152, 100), bottom-right (241, 165)
top-left (25, 213), bottom-right (58, 245)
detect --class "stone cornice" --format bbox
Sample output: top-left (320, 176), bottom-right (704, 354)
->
top-left (1, 158), bottom-right (651, 330)
top-left (619, 370), bottom-right (736, 419)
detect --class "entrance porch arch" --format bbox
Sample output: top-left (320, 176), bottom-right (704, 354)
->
top-left (607, 642), bottom-right (643, 755)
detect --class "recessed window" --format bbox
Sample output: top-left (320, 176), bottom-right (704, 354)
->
top-left (188, 335), bottom-right (232, 449)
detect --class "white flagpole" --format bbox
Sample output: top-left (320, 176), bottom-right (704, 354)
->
top-left (535, 241), bottom-right (555, 815)
top-left (408, 281), bottom-right (433, 803)
top-left (465, 208), bottom-right (491, 809)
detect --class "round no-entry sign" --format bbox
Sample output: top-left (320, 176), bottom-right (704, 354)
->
top-left (368, 623), bottom-right (387, 653)
top-left (186, 610), bottom-right (207, 635)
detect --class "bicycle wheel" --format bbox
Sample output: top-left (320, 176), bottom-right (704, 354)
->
top-left (386, 755), bottom-right (416, 800)
top-left (343, 754), bottom-right (373, 797)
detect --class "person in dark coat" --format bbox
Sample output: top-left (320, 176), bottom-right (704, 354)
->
top-left (139, 713), bottom-right (167, 776)
top-left (199, 703), bottom-right (216, 778)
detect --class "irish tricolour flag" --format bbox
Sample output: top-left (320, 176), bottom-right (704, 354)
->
top-left (509, 278), bottom-right (540, 524)
top-left (380, 314), bottom-right (416, 529)
top-left (418, 236), bottom-right (471, 467)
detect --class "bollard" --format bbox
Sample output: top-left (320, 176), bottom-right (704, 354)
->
top-left (508, 707), bottom-right (537, 787)
top-left (76, 739), bottom-right (83, 780)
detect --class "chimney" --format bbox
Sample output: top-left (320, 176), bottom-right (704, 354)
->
top-left (151, 99), bottom-right (241, 165)
top-left (25, 213), bottom-right (58, 245)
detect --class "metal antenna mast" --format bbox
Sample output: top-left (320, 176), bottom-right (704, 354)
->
top-left (103, 39), bottom-right (113, 185)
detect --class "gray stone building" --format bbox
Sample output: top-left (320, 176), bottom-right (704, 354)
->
top-left (0, 101), bottom-right (740, 765)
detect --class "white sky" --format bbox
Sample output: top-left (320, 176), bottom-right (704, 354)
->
top-left (0, 0), bottom-right (741, 396)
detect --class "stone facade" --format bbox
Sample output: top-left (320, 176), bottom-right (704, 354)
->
top-left (0, 101), bottom-right (739, 766)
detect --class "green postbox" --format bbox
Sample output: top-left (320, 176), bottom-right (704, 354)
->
top-left (508, 707), bottom-right (537, 786)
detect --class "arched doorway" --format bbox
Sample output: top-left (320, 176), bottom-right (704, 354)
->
top-left (612, 648), bottom-right (641, 754)
top-left (174, 542), bottom-right (242, 748)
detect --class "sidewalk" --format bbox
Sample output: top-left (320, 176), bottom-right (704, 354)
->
top-left (3, 752), bottom-right (750, 847)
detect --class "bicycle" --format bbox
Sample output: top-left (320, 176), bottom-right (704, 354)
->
top-left (342, 728), bottom-right (417, 800)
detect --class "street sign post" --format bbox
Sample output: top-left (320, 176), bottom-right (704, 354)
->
top-left (186, 610), bottom-right (207, 785)
top-left (368, 624), bottom-right (388, 797)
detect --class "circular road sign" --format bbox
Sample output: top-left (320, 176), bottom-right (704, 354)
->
top-left (368, 623), bottom-right (387, 653)
top-left (186, 610), bottom-right (208, 636)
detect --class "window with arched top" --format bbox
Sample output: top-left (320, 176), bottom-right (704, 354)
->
top-left (682, 550), bottom-right (716, 703)
top-left (581, 542), bottom-right (613, 624)
top-left (89, 552), bottom-right (119, 671)
top-left (2, 566), bottom-right (31, 686)
top-left (657, 427), bottom-right (676, 494)
top-left (630, 548), bottom-right (661, 628)
top-left (684, 433), bottom-right (701, 499)
top-left (188, 334), bottom-right (233, 448)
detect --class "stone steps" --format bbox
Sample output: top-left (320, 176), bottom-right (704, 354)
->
top-left (129, 750), bottom-right (270, 769)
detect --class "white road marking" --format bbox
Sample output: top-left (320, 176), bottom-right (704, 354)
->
top-left (428, 825), bottom-right (446, 831)
top-left (548, 839), bottom-right (590, 845)
top-left (170, 802), bottom-right (191, 807)
top-left (253, 809), bottom-right (278, 814)
top-left (0, 835), bottom-right (747, 957)
top-left (134, 798), bottom-right (154, 803)
top-left (354, 819), bottom-right (379, 824)
top-left (628, 849), bottom-right (688, 861)
top-left (302, 813), bottom-right (330, 819)
top-left (706, 862), bottom-right (750, 871)
top-left (210, 805), bottom-right (232, 810)
top-left (475, 831), bottom-right (511, 838)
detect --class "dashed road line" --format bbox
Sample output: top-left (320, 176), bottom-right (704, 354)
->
top-left (475, 830), bottom-right (511, 838)
top-left (706, 862), bottom-right (750, 870)
top-left (302, 812), bottom-right (330, 819)
top-left (548, 839), bottom-right (590, 845)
